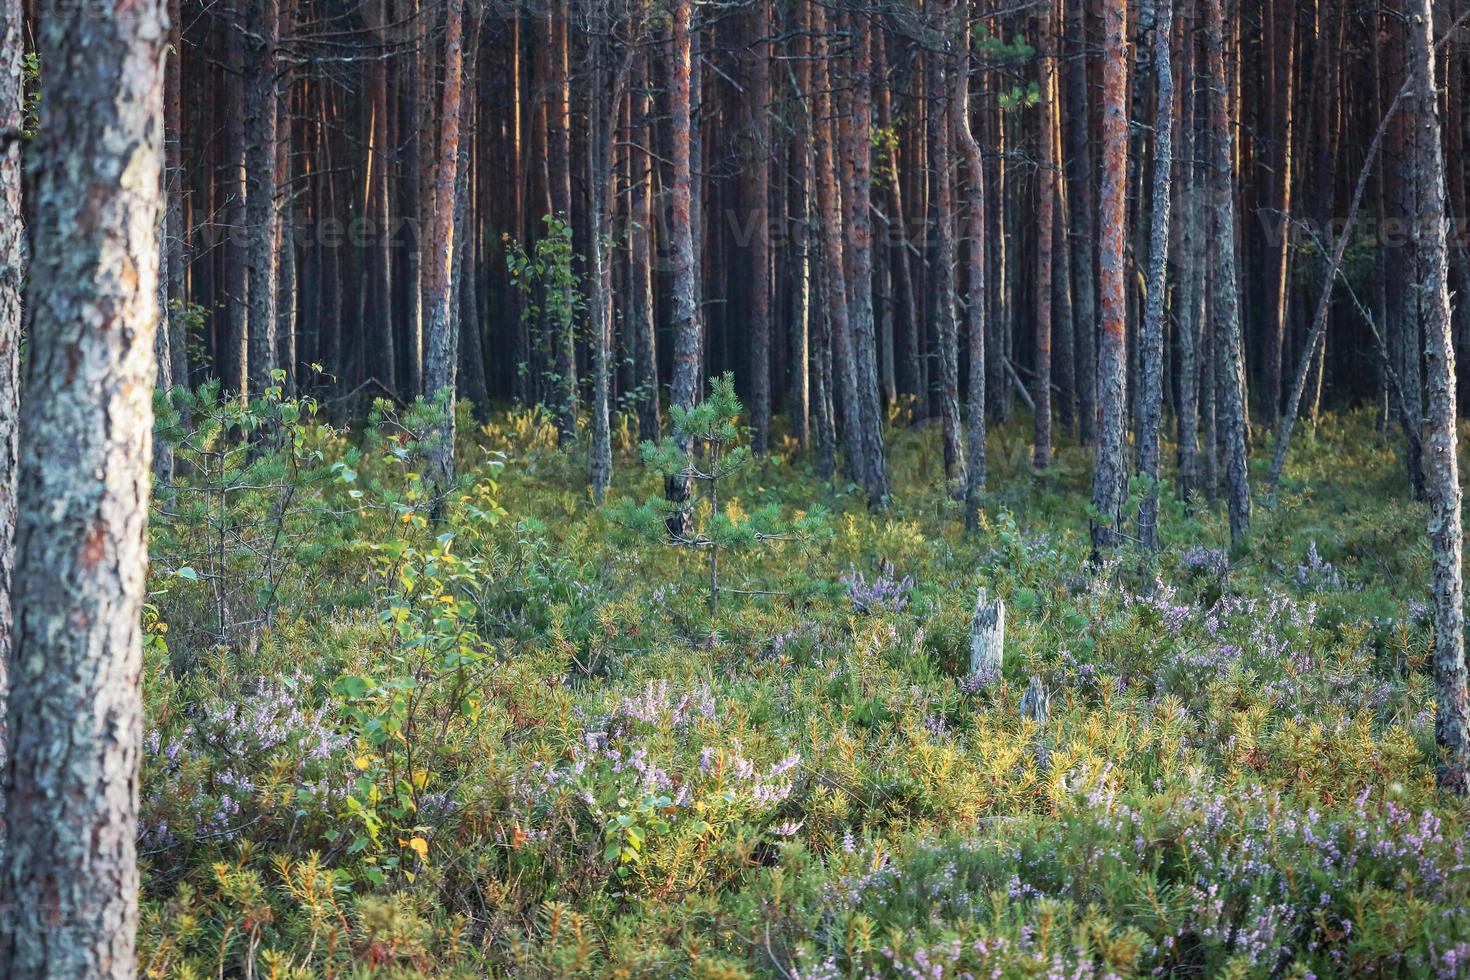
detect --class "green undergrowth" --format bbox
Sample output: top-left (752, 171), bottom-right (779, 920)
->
top-left (138, 395), bottom-right (1470, 978)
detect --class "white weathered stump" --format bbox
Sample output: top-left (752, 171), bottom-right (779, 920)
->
top-left (969, 587), bottom-right (1005, 684)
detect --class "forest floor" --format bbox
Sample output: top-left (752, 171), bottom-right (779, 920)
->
top-left (139, 395), bottom-right (1470, 978)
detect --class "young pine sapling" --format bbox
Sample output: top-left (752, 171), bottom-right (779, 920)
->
top-left (609, 374), bottom-right (825, 615)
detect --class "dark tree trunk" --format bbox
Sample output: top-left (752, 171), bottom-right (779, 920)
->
top-left (1204, 0), bottom-right (1250, 545)
top-left (1138, 0), bottom-right (1174, 551)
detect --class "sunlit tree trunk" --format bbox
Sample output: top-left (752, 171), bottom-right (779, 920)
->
top-left (1408, 0), bottom-right (1470, 794)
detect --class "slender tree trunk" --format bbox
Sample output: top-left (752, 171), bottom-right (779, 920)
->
top-left (1138, 0), bottom-right (1174, 551)
top-left (666, 0), bottom-right (700, 535)
top-left (838, 11), bottom-right (889, 504)
top-left (1175, 0), bottom-right (1203, 501)
top-left (222, 11), bottom-right (249, 394)
top-left (956, 21), bottom-right (987, 529)
top-left (632, 58), bottom-right (661, 443)
top-left (1034, 2), bottom-right (1056, 469)
top-left (425, 0), bottom-right (467, 508)
top-left (932, 4), bottom-right (966, 488)
top-left (1064, 0), bottom-right (1098, 442)
top-left (0, 0), bottom-right (22, 798)
top-left (1, 0), bottom-right (164, 973)
top-left (244, 0), bottom-right (279, 396)
top-left (1204, 0), bottom-right (1250, 544)
top-left (1408, 0), bottom-right (1469, 792)
top-left (1090, 0), bottom-right (1130, 553)
top-left (748, 0), bottom-right (773, 455)
top-left (1263, 0), bottom-right (1295, 421)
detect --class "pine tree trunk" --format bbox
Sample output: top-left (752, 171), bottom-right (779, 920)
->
top-left (1090, 0), bottom-right (1130, 553)
top-left (0, 0), bottom-right (22, 796)
top-left (747, 0), bottom-right (772, 455)
top-left (1407, 0), bottom-right (1470, 794)
top-left (632, 57), bottom-right (661, 443)
top-left (931, 6), bottom-right (966, 488)
top-left (244, 0), bottom-right (279, 396)
top-left (425, 0), bottom-right (467, 507)
top-left (1, 0), bottom-right (164, 972)
top-left (665, 0), bottom-right (700, 535)
top-left (1204, 0), bottom-right (1250, 544)
top-left (1138, 0), bottom-right (1174, 551)
top-left (1064, 0), bottom-right (1098, 443)
top-left (1174, 0), bottom-right (1203, 502)
top-left (956, 20), bottom-right (988, 529)
top-left (222, 13), bottom-right (249, 395)
top-left (1033, 2), bottom-right (1056, 470)
top-left (838, 11), bottom-right (889, 504)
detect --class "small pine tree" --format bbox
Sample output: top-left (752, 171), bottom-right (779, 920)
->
top-left (608, 374), bottom-right (825, 616)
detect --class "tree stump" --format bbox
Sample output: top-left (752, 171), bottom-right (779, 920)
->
top-left (969, 587), bottom-right (1005, 684)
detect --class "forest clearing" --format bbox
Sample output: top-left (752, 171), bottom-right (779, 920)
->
top-left (4, 0), bottom-right (1470, 975)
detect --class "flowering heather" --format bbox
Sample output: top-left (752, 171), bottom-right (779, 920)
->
top-left (136, 409), bottom-right (1469, 978)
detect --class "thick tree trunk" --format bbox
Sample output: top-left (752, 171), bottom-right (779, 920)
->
top-left (425, 0), bottom-right (468, 507)
top-left (1090, 0), bottom-right (1130, 553)
top-left (1, 0), bottom-right (164, 973)
top-left (1138, 0), bottom-right (1174, 550)
top-left (1407, 0), bottom-right (1470, 794)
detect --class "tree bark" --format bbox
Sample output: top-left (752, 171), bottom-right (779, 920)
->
top-left (0, 0), bottom-right (22, 804)
top-left (425, 0), bottom-right (468, 508)
top-left (1033, 2), bottom-right (1057, 470)
top-left (1138, 0), bottom-right (1174, 551)
top-left (244, 0), bottom-right (280, 396)
top-left (1, 0), bottom-right (164, 973)
top-left (665, 0), bottom-right (700, 535)
top-left (1204, 0), bottom-right (1250, 544)
top-left (1407, 0), bottom-right (1470, 793)
top-left (1090, 0), bottom-right (1130, 553)
top-left (956, 18), bottom-right (988, 529)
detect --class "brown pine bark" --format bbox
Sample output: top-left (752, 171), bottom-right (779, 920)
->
top-left (1, 0), bottom-right (164, 972)
top-left (1090, 0), bottom-right (1130, 553)
top-left (425, 0), bottom-right (468, 507)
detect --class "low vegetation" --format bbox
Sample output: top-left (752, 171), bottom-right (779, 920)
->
top-left (135, 394), bottom-right (1470, 979)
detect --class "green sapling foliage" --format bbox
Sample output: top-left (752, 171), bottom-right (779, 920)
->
top-left (608, 373), bottom-right (826, 616)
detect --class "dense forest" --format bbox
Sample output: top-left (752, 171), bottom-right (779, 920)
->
top-left (6, 0), bottom-right (1470, 974)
